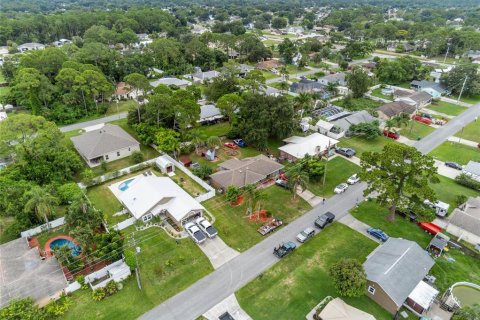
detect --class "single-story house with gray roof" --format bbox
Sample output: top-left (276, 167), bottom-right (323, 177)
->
top-left (191, 70), bottom-right (220, 83)
top-left (377, 101), bottom-right (416, 120)
top-left (397, 91), bottom-right (432, 109)
top-left (444, 196), bottom-right (480, 245)
top-left (71, 124), bottom-right (140, 167)
top-left (17, 42), bottom-right (45, 52)
top-left (462, 160), bottom-right (480, 182)
top-left (210, 154), bottom-right (283, 190)
top-left (332, 110), bottom-right (377, 135)
top-left (150, 77), bottom-right (191, 89)
top-left (199, 104), bottom-right (223, 123)
top-left (410, 80), bottom-right (449, 98)
top-left (363, 238), bottom-right (435, 315)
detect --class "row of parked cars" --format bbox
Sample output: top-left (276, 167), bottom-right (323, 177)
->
top-left (273, 211), bottom-right (336, 258)
top-left (185, 217), bottom-right (218, 244)
top-left (333, 173), bottom-right (360, 194)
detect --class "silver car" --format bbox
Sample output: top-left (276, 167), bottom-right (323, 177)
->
top-left (296, 227), bottom-right (315, 243)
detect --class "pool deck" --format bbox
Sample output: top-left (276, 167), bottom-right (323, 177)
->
top-left (44, 235), bottom-right (80, 258)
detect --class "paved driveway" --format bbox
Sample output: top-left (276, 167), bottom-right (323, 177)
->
top-left (434, 160), bottom-right (461, 179)
top-left (197, 237), bottom-right (239, 269)
top-left (338, 213), bottom-right (381, 244)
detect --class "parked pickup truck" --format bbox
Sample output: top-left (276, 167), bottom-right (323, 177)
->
top-left (258, 218), bottom-right (283, 236)
top-left (273, 241), bottom-right (296, 258)
top-left (185, 222), bottom-right (207, 244)
top-left (195, 217), bottom-right (218, 238)
top-left (412, 115), bottom-right (433, 125)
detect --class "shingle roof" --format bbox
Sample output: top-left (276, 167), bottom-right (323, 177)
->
top-left (150, 77), bottom-right (191, 87)
top-left (448, 196), bottom-right (480, 236)
top-left (464, 161), bottom-right (480, 176)
top-left (200, 104), bottom-right (222, 121)
top-left (377, 101), bottom-right (416, 117)
top-left (290, 79), bottom-right (326, 93)
top-left (364, 238), bottom-right (434, 308)
top-left (332, 110), bottom-right (376, 131)
top-left (408, 91), bottom-right (432, 104)
top-left (210, 154), bottom-right (283, 189)
top-left (411, 80), bottom-right (448, 94)
top-left (279, 132), bottom-right (339, 159)
top-left (71, 124), bottom-right (139, 159)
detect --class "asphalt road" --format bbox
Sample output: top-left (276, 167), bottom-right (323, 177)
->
top-left (59, 112), bottom-right (128, 133)
top-left (139, 182), bottom-right (366, 320)
top-left (140, 102), bottom-right (480, 320)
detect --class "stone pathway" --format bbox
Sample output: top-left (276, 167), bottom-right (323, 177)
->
top-left (338, 213), bottom-right (382, 243)
top-left (203, 294), bottom-right (253, 320)
top-left (447, 136), bottom-right (478, 148)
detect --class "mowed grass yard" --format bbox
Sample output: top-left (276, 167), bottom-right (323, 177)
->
top-left (338, 136), bottom-right (398, 157)
top-left (427, 100), bottom-right (467, 116)
top-left (351, 201), bottom-right (480, 293)
top-left (370, 88), bottom-right (392, 101)
top-left (307, 156), bottom-right (360, 198)
top-left (454, 120), bottom-right (480, 142)
top-left (430, 141), bottom-right (480, 165)
top-left (236, 223), bottom-right (391, 320)
top-left (399, 121), bottom-right (436, 140)
top-left (429, 176), bottom-right (479, 213)
top-left (63, 227), bottom-right (213, 320)
top-left (204, 185), bottom-right (311, 252)
top-left (197, 122), bottom-right (230, 138)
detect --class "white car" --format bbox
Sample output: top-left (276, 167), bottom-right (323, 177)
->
top-left (347, 174), bottom-right (360, 185)
top-left (195, 217), bottom-right (218, 238)
top-left (185, 222), bottom-right (206, 244)
top-left (334, 183), bottom-right (349, 194)
top-left (296, 227), bottom-right (315, 243)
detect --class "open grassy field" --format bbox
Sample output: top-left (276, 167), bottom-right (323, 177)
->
top-left (307, 156), bottom-right (360, 198)
top-left (197, 122), bottom-right (230, 139)
top-left (204, 185), bottom-right (310, 252)
top-left (427, 100), bottom-right (467, 116)
top-left (351, 201), bottom-right (480, 293)
top-left (370, 88), bottom-right (392, 101)
top-left (285, 65), bottom-right (308, 75)
top-left (261, 71), bottom-right (279, 80)
top-left (105, 100), bottom-right (137, 116)
top-left (399, 121), bottom-right (436, 141)
top-left (338, 136), bottom-right (397, 157)
top-left (454, 120), bottom-right (480, 143)
top-left (459, 94), bottom-right (480, 105)
top-left (268, 81), bottom-right (288, 90)
top-left (429, 141), bottom-right (480, 165)
top-left (236, 223), bottom-right (391, 320)
top-left (63, 227), bottom-right (213, 320)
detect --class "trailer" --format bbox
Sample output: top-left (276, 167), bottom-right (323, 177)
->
top-left (418, 222), bottom-right (442, 235)
top-left (258, 218), bottom-right (283, 236)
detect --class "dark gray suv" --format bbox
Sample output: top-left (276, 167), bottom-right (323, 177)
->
top-left (314, 212), bottom-right (335, 229)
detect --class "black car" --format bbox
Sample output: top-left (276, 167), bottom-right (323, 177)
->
top-left (314, 212), bottom-right (335, 229)
top-left (335, 147), bottom-right (356, 158)
top-left (445, 162), bottom-right (463, 170)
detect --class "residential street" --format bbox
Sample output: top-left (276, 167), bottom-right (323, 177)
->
top-left (140, 102), bottom-right (480, 320)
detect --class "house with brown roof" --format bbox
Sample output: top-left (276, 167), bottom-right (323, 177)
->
top-left (71, 124), bottom-right (140, 167)
top-left (376, 101), bottom-right (416, 120)
top-left (114, 82), bottom-right (133, 100)
top-left (209, 155), bottom-right (283, 190)
top-left (397, 91), bottom-right (432, 109)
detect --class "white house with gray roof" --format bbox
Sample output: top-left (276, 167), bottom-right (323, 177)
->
top-left (444, 196), bottom-right (480, 245)
top-left (150, 77), bottom-right (191, 89)
top-left (462, 160), bottom-right (480, 182)
top-left (17, 42), bottom-right (45, 52)
top-left (71, 124), bottom-right (140, 167)
top-left (363, 238), bottom-right (435, 315)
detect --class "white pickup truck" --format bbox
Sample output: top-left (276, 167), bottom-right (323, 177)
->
top-left (185, 222), bottom-right (207, 244)
top-left (195, 217), bottom-right (218, 238)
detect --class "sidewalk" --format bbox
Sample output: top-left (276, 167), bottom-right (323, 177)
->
top-left (447, 136), bottom-right (478, 147)
top-left (422, 108), bottom-right (454, 119)
top-left (440, 96), bottom-right (472, 108)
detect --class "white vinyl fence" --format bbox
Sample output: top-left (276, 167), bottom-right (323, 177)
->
top-left (161, 154), bottom-right (216, 203)
top-left (21, 217), bottom-right (66, 238)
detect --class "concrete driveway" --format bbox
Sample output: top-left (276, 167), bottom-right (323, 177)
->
top-left (338, 213), bottom-right (381, 244)
top-left (434, 159), bottom-right (461, 179)
top-left (198, 237), bottom-right (239, 269)
top-left (203, 294), bottom-right (252, 320)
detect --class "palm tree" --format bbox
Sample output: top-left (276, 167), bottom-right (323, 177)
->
top-left (243, 184), bottom-right (261, 217)
top-left (395, 113), bottom-right (410, 128)
top-left (286, 165), bottom-right (309, 200)
top-left (206, 136), bottom-right (221, 151)
top-left (190, 129), bottom-right (204, 154)
top-left (279, 66), bottom-right (289, 82)
top-left (24, 186), bottom-right (59, 230)
top-left (293, 92), bottom-right (313, 117)
top-left (384, 119), bottom-right (397, 133)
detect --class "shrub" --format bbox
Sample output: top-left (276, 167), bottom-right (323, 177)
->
top-left (105, 281), bottom-right (118, 296)
top-left (130, 151), bottom-right (144, 164)
top-left (45, 295), bottom-right (72, 316)
top-left (455, 194), bottom-right (468, 207)
top-left (329, 258), bottom-right (366, 297)
top-left (225, 185), bottom-right (240, 202)
top-left (57, 183), bottom-right (83, 204)
top-left (124, 250), bottom-right (137, 270)
top-left (92, 288), bottom-right (106, 301)
top-left (455, 174), bottom-right (480, 191)
top-left (192, 166), bottom-right (213, 180)
top-left (100, 160), bottom-right (108, 172)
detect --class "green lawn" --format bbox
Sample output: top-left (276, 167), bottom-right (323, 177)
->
top-left (268, 81), bottom-right (288, 90)
top-left (351, 201), bottom-right (480, 293)
top-left (459, 95), bottom-right (480, 104)
top-left (454, 120), bottom-right (480, 143)
top-left (197, 122), bottom-right (230, 139)
top-left (430, 141), bottom-right (480, 165)
top-left (170, 169), bottom-right (206, 197)
top-left (307, 157), bottom-right (360, 198)
top-left (333, 97), bottom-right (381, 111)
top-left (338, 136), bottom-right (397, 157)
top-left (430, 176), bottom-right (479, 213)
top-left (105, 100), bottom-right (137, 116)
top-left (63, 227), bottom-right (213, 320)
top-left (204, 185), bottom-right (310, 252)
top-left (0, 86), bottom-right (10, 98)
top-left (285, 65), bottom-right (308, 75)
top-left (0, 216), bottom-right (17, 244)
top-left (261, 71), bottom-right (279, 80)
top-left (427, 100), bottom-right (467, 116)
top-left (399, 121), bottom-right (436, 141)
top-left (0, 72), bottom-right (6, 83)
top-left (236, 223), bottom-right (391, 320)
top-left (370, 88), bottom-right (392, 101)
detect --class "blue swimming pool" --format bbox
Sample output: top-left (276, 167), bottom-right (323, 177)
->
top-left (118, 178), bottom-right (135, 191)
top-left (49, 238), bottom-right (82, 257)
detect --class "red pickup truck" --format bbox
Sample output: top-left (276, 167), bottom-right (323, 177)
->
top-left (383, 130), bottom-right (399, 140)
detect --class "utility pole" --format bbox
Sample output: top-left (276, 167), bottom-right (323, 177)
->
top-left (129, 232), bottom-right (142, 290)
top-left (457, 76), bottom-right (468, 103)
top-left (322, 140), bottom-right (331, 200)
top-left (443, 42), bottom-right (451, 64)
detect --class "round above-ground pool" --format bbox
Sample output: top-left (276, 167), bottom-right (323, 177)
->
top-left (49, 237), bottom-right (82, 257)
top-left (451, 284), bottom-right (480, 307)
top-left (118, 178), bottom-right (135, 191)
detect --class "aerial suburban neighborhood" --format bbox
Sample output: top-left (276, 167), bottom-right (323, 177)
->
top-left (0, 0), bottom-right (480, 320)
